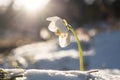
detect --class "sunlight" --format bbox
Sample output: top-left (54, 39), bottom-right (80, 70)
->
top-left (0, 0), bottom-right (11, 7)
top-left (14, 0), bottom-right (50, 12)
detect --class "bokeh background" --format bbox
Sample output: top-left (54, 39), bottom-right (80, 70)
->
top-left (0, 0), bottom-right (120, 70)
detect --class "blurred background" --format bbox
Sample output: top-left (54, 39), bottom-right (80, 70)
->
top-left (0, 0), bottom-right (120, 70)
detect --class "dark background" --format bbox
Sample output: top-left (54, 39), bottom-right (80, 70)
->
top-left (0, 0), bottom-right (120, 54)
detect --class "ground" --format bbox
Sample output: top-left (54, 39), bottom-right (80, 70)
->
top-left (0, 30), bottom-right (120, 80)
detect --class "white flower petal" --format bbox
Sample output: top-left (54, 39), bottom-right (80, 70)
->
top-left (47, 16), bottom-right (68, 33)
top-left (48, 22), bottom-right (58, 32)
top-left (55, 19), bottom-right (68, 33)
top-left (59, 33), bottom-right (70, 47)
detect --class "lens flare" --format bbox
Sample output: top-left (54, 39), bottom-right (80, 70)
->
top-left (14, 0), bottom-right (50, 11)
top-left (0, 0), bottom-right (11, 7)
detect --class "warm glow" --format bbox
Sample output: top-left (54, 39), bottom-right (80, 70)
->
top-left (0, 0), bottom-right (11, 7)
top-left (14, 0), bottom-right (50, 11)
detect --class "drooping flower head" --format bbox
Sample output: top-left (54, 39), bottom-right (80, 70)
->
top-left (47, 16), bottom-right (70, 47)
top-left (47, 16), bottom-right (84, 71)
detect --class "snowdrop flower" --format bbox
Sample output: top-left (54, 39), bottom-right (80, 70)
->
top-left (47, 16), bottom-right (70, 47)
top-left (46, 16), bottom-right (84, 71)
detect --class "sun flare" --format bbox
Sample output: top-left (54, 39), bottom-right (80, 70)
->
top-left (14, 0), bottom-right (50, 11)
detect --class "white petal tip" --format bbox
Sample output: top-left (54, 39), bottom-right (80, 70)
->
top-left (59, 44), bottom-right (68, 48)
top-left (46, 16), bottom-right (60, 21)
top-left (59, 33), bottom-right (70, 48)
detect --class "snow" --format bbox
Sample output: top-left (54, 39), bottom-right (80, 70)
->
top-left (90, 31), bottom-right (120, 69)
top-left (26, 69), bottom-right (120, 80)
top-left (10, 31), bottom-right (120, 70)
top-left (1, 31), bottom-right (120, 80)
top-left (10, 39), bottom-right (93, 70)
top-left (5, 69), bottom-right (120, 80)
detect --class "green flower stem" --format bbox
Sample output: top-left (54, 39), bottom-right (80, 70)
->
top-left (68, 25), bottom-right (84, 71)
